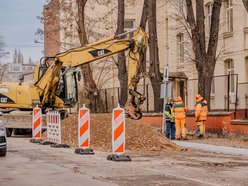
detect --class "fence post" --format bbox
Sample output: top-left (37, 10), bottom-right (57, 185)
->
top-left (227, 74), bottom-right (230, 111)
top-left (146, 84), bottom-right (149, 112)
top-left (94, 91), bottom-right (97, 113)
top-left (117, 87), bottom-right (120, 104)
top-left (105, 89), bottom-right (108, 113)
top-left (235, 74), bottom-right (238, 119)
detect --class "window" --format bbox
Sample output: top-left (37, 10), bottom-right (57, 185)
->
top-left (226, 59), bottom-right (235, 93)
top-left (124, 19), bottom-right (135, 32)
top-left (211, 78), bottom-right (215, 95)
top-left (207, 3), bottom-right (213, 34)
top-left (226, 0), bottom-right (233, 32)
top-left (177, 33), bottom-right (184, 63)
top-left (13, 66), bottom-right (20, 71)
top-left (124, 19), bottom-right (135, 38)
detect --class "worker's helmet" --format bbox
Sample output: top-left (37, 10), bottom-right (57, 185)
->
top-left (196, 94), bottom-right (203, 102)
top-left (177, 96), bottom-right (182, 102)
top-left (195, 94), bottom-right (201, 99)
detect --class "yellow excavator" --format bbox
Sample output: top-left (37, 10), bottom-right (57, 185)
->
top-left (0, 28), bottom-right (147, 136)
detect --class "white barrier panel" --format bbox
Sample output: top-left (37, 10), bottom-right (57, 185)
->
top-left (47, 111), bottom-right (61, 144)
top-left (78, 106), bottom-right (90, 148)
top-left (32, 107), bottom-right (42, 139)
top-left (112, 105), bottom-right (125, 155)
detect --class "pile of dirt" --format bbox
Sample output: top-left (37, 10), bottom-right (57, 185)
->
top-left (43, 114), bottom-right (180, 155)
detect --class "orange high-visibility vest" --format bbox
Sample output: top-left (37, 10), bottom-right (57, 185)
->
top-left (195, 100), bottom-right (208, 121)
top-left (173, 101), bottom-right (188, 119)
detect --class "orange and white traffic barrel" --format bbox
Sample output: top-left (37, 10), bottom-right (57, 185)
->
top-left (75, 104), bottom-right (94, 155)
top-left (112, 105), bottom-right (125, 154)
top-left (78, 105), bottom-right (90, 148)
top-left (30, 106), bottom-right (42, 143)
top-left (107, 104), bottom-right (131, 161)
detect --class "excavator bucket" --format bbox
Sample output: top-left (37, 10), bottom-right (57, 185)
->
top-left (124, 100), bottom-right (142, 120)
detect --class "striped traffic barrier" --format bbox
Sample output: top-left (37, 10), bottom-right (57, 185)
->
top-left (30, 107), bottom-right (42, 143)
top-left (41, 110), bottom-right (69, 148)
top-left (75, 104), bottom-right (94, 155)
top-left (107, 104), bottom-right (131, 161)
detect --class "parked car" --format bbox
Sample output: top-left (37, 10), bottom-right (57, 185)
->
top-left (0, 119), bottom-right (7, 156)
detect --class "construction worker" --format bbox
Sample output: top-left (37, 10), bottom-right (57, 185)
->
top-left (164, 98), bottom-right (175, 139)
top-left (173, 96), bottom-right (188, 140)
top-left (195, 94), bottom-right (208, 138)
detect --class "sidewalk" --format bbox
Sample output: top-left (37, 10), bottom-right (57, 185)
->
top-left (174, 141), bottom-right (248, 156)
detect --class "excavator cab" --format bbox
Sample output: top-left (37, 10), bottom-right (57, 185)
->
top-left (56, 68), bottom-right (78, 107)
top-left (34, 65), bottom-right (78, 107)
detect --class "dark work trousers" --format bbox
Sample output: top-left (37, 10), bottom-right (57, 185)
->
top-left (166, 120), bottom-right (175, 139)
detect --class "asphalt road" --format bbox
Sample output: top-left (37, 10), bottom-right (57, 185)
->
top-left (1, 137), bottom-right (248, 186)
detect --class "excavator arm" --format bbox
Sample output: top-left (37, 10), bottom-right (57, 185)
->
top-left (35, 27), bottom-right (147, 119)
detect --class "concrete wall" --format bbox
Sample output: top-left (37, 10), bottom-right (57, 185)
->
top-left (141, 112), bottom-right (248, 136)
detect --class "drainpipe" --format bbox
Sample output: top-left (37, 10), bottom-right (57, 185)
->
top-left (234, 74), bottom-right (238, 119)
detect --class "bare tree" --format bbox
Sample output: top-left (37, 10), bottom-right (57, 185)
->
top-left (115, 0), bottom-right (128, 106)
top-left (12, 49), bottom-right (24, 64)
top-left (76, 0), bottom-right (104, 111)
top-left (0, 64), bottom-right (7, 81)
top-left (139, 0), bottom-right (148, 88)
top-left (0, 36), bottom-right (7, 62)
top-left (147, 0), bottom-right (163, 112)
top-left (140, 0), bottom-right (148, 30)
top-left (185, 0), bottom-right (222, 108)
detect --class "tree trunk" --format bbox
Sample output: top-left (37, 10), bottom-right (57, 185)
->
top-left (140, 0), bottom-right (148, 30)
top-left (147, 0), bottom-right (163, 112)
top-left (139, 0), bottom-right (148, 93)
top-left (115, 0), bottom-right (128, 107)
top-left (76, 0), bottom-right (104, 112)
top-left (185, 0), bottom-right (222, 110)
top-left (243, 0), bottom-right (248, 12)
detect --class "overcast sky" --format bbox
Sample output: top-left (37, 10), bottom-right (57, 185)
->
top-left (0, 0), bottom-right (47, 64)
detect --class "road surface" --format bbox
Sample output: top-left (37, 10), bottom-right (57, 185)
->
top-left (1, 137), bottom-right (248, 186)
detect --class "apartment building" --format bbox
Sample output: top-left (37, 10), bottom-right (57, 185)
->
top-left (123, 0), bottom-right (248, 114)
top-left (162, 0), bottom-right (248, 114)
top-left (44, 0), bottom-right (248, 114)
top-left (1, 63), bottom-right (36, 83)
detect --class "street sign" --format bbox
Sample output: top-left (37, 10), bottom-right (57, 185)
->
top-left (160, 82), bottom-right (172, 99)
top-left (163, 65), bottom-right (169, 82)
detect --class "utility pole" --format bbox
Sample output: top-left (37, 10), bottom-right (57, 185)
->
top-left (161, 64), bottom-right (172, 135)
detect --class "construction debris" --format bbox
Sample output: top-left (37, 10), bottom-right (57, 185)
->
top-left (42, 114), bottom-right (180, 155)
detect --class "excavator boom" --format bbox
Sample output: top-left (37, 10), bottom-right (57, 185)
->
top-left (35, 27), bottom-right (147, 119)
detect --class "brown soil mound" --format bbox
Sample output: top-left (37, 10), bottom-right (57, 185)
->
top-left (43, 114), bottom-right (180, 155)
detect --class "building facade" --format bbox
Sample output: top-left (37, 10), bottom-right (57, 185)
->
top-left (1, 63), bottom-right (36, 83)
top-left (43, 0), bottom-right (248, 115)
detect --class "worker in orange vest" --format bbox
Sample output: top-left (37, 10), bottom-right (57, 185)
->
top-left (173, 96), bottom-right (188, 140)
top-left (195, 94), bottom-right (208, 138)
